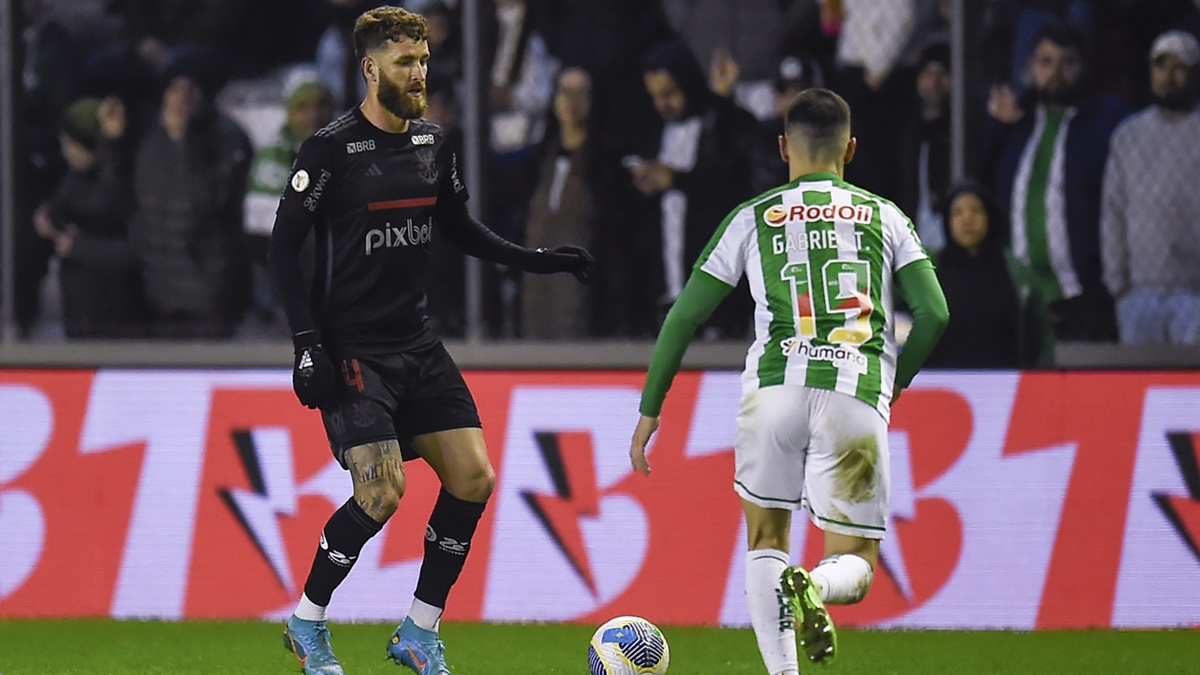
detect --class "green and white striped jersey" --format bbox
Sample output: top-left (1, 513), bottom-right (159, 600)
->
top-left (696, 172), bottom-right (928, 419)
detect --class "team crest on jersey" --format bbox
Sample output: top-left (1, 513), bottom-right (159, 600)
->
top-left (290, 169), bottom-right (310, 192)
top-left (416, 148), bottom-right (438, 185)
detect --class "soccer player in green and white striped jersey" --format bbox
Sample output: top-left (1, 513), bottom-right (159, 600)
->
top-left (629, 89), bottom-right (948, 675)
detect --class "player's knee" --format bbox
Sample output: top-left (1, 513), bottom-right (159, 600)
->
top-left (469, 463), bottom-right (497, 502)
top-left (355, 482), bottom-right (403, 521)
top-left (448, 463), bottom-right (495, 503)
top-left (385, 461), bottom-right (406, 504)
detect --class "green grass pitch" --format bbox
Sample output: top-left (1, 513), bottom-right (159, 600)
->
top-left (0, 619), bottom-right (1197, 674)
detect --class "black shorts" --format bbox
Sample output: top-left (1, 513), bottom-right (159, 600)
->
top-left (320, 342), bottom-right (481, 467)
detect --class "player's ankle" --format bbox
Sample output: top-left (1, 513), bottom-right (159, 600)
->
top-left (406, 598), bottom-right (443, 633)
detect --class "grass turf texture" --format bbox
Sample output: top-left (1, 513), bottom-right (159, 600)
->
top-left (0, 620), bottom-right (1197, 674)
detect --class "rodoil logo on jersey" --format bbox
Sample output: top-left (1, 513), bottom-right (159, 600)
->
top-left (365, 218), bottom-right (432, 254)
top-left (780, 336), bottom-right (867, 374)
top-left (764, 203), bottom-right (874, 228)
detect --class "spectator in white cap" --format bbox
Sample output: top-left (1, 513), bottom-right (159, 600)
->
top-left (244, 69), bottom-right (335, 244)
top-left (1101, 29), bottom-right (1200, 345)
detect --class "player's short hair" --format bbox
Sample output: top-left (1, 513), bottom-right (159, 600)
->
top-left (784, 88), bottom-right (851, 158)
top-left (354, 6), bottom-right (429, 61)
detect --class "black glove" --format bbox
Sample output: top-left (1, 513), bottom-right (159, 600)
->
top-left (291, 332), bottom-right (337, 410)
top-left (533, 245), bottom-right (596, 284)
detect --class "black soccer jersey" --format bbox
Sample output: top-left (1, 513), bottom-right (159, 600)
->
top-left (271, 107), bottom-right (468, 355)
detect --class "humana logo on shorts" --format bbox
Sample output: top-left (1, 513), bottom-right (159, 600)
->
top-left (780, 336), bottom-right (868, 374)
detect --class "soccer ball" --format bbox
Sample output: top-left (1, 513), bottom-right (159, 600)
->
top-left (588, 615), bottom-right (670, 675)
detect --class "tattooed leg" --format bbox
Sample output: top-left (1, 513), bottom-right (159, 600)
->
top-left (344, 440), bottom-right (406, 521)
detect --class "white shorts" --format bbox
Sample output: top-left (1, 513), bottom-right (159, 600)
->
top-left (733, 385), bottom-right (889, 539)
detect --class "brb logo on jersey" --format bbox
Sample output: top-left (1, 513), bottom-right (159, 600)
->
top-left (346, 140), bottom-right (376, 154)
top-left (365, 218), bottom-right (432, 254)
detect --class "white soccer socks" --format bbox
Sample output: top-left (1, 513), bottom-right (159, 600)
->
top-left (293, 593), bottom-right (329, 622)
top-left (745, 549), bottom-right (800, 675)
top-left (809, 553), bottom-right (874, 605)
top-left (407, 597), bottom-right (444, 632)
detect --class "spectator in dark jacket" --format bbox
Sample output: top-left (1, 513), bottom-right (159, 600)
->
top-left (521, 67), bottom-right (603, 339)
top-left (624, 39), bottom-right (757, 339)
top-left (926, 182), bottom-right (1023, 369)
top-left (129, 53), bottom-right (252, 338)
top-left (899, 41), bottom-right (953, 256)
top-left (33, 96), bottom-right (146, 338)
top-left (984, 22), bottom-right (1131, 362)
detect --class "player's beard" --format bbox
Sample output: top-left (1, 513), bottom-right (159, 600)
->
top-left (378, 71), bottom-right (427, 120)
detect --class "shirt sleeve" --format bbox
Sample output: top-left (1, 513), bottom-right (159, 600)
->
top-left (437, 140), bottom-right (469, 206)
top-left (268, 134), bottom-right (337, 341)
top-left (695, 206), bottom-right (751, 286)
top-left (1100, 128), bottom-right (1129, 297)
top-left (883, 201), bottom-right (929, 272)
top-left (894, 259), bottom-right (949, 390)
top-left (434, 131), bottom-right (587, 274)
top-left (638, 271), bottom-right (734, 417)
top-left (437, 197), bottom-right (555, 270)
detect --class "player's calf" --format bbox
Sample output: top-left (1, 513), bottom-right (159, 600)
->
top-left (810, 553), bottom-right (874, 604)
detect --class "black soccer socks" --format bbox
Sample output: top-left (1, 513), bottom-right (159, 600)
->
top-left (414, 488), bottom-right (487, 608)
top-left (303, 498), bottom-right (383, 606)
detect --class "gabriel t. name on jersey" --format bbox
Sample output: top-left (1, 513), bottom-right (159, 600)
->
top-left (766, 202), bottom-right (871, 255)
top-left (274, 107), bottom-right (468, 354)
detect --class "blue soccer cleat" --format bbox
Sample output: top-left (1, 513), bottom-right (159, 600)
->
top-left (283, 614), bottom-right (346, 675)
top-left (386, 616), bottom-right (452, 674)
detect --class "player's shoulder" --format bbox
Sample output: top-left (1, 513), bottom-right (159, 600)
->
top-left (832, 180), bottom-right (910, 224)
top-left (296, 111), bottom-right (356, 155)
top-left (313, 109), bottom-right (360, 141)
top-left (409, 117), bottom-right (445, 137)
top-left (714, 186), bottom-right (787, 235)
top-left (294, 111), bottom-right (365, 162)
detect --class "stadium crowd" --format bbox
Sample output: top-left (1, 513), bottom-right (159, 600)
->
top-left (9, 0), bottom-right (1200, 366)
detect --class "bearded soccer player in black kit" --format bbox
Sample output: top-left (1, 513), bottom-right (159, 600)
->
top-left (270, 7), bottom-right (594, 675)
